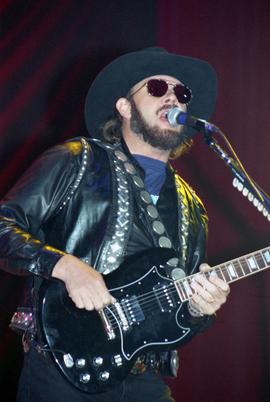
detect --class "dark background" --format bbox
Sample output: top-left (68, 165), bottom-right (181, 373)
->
top-left (1, 1), bottom-right (270, 401)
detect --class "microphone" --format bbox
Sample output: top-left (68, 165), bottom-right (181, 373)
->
top-left (167, 107), bottom-right (219, 134)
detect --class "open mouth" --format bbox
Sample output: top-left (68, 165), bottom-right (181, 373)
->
top-left (158, 109), bottom-right (170, 121)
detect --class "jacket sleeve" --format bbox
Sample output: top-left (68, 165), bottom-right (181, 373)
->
top-left (0, 140), bottom-right (87, 279)
top-left (176, 174), bottom-right (215, 340)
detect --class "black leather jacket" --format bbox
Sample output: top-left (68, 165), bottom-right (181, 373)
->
top-left (0, 137), bottom-right (213, 338)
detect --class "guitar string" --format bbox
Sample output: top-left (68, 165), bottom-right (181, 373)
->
top-left (103, 257), bottom-right (266, 330)
top-left (105, 278), bottom-right (213, 331)
top-left (105, 290), bottom-right (180, 330)
top-left (120, 252), bottom-right (265, 306)
top-left (109, 256), bottom-right (263, 308)
top-left (108, 258), bottom-right (264, 318)
top-left (42, 255), bottom-right (267, 356)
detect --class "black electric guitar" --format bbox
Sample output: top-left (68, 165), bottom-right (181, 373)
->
top-left (38, 245), bottom-right (270, 393)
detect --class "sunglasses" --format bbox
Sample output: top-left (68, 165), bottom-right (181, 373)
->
top-left (131, 78), bottom-right (192, 104)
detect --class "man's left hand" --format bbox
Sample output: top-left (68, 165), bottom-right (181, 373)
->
top-left (189, 263), bottom-right (230, 315)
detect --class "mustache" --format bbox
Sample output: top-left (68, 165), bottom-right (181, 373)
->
top-left (156, 104), bottom-right (178, 116)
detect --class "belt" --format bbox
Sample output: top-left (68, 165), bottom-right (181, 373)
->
top-left (130, 350), bottom-right (179, 377)
top-left (9, 307), bottom-right (35, 334)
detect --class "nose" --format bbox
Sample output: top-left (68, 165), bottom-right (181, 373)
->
top-left (163, 86), bottom-right (187, 111)
top-left (162, 82), bottom-right (182, 103)
top-left (163, 87), bottom-right (178, 104)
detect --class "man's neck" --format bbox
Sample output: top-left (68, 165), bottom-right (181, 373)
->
top-left (122, 130), bottom-right (171, 163)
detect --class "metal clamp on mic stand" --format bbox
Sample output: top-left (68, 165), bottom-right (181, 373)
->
top-left (203, 129), bottom-right (270, 222)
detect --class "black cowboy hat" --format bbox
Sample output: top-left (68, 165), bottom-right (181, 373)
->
top-left (85, 47), bottom-right (217, 138)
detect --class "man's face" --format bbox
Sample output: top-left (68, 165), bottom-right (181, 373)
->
top-left (128, 75), bottom-right (189, 151)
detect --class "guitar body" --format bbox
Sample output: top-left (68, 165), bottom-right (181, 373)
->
top-left (38, 248), bottom-right (191, 393)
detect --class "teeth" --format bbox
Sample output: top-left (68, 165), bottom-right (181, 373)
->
top-left (160, 110), bottom-right (169, 118)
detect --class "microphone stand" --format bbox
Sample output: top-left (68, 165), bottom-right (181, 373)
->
top-left (202, 130), bottom-right (270, 222)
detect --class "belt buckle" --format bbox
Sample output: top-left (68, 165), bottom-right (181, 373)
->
top-left (130, 355), bottom-right (147, 375)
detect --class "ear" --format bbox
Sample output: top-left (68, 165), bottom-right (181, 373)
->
top-left (116, 97), bottom-right (131, 119)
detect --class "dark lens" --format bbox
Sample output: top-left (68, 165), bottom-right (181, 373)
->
top-left (147, 79), bottom-right (168, 97)
top-left (174, 84), bottom-right (192, 104)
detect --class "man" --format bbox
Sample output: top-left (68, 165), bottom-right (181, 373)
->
top-left (0, 47), bottom-right (229, 402)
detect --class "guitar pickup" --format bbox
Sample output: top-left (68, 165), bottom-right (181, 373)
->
top-left (121, 296), bottom-right (145, 325)
top-left (153, 283), bottom-right (176, 312)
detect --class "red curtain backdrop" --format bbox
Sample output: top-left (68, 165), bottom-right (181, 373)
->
top-left (1, 1), bottom-right (270, 401)
top-left (158, 1), bottom-right (270, 401)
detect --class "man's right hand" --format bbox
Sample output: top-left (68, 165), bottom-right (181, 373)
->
top-left (52, 254), bottom-right (115, 311)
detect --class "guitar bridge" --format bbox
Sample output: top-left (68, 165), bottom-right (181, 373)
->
top-left (99, 301), bottom-right (131, 340)
top-left (100, 296), bottom-right (145, 339)
top-left (113, 302), bottom-right (129, 331)
top-left (98, 309), bottom-right (116, 340)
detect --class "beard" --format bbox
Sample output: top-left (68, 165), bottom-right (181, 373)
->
top-left (129, 98), bottom-right (189, 151)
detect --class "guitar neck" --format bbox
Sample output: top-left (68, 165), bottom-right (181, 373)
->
top-left (175, 246), bottom-right (270, 302)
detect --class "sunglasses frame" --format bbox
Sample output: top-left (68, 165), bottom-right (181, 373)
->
top-left (130, 78), bottom-right (192, 105)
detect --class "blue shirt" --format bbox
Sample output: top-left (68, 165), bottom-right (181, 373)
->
top-left (133, 154), bottom-right (166, 204)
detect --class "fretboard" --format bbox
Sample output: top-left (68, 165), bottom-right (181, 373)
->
top-left (175, 246), bottom-right (270, 302)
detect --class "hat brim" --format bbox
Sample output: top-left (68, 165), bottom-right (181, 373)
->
top-left (85, 48), bottom-right (217, 139)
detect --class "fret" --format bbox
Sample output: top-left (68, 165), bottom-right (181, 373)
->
top-left (217, 248), bottom-right (270, 284)
top-left (226, 262), bottom-right (238, 280)
top-left (254, 252), bottom-right (266, 269)
top-left (215, 266), bottom-right (226, 281)
top-left (174, 281), bottom-right (187, 302)
top-left (262, 249), bottom-right (270, 265)
top-left (239, 257), bottom-right (251, 275)
top-left (220, 265), bottom-right (231, 283)
top-left (246, 256), bottom-right (259, 271)
top-left (175, 277), bottom-right (194, 302)
top-left (214, 247), bottom-right (270, 284)
top-left (182, 278), bottom-right (193, 299)
top-left (173, 246), bottom-right (270, 302)
top-left (233, 259), bottom-right (245, 278)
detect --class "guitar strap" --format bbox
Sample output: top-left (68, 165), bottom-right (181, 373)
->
top-left (91, 138), bottom-right (191, 274)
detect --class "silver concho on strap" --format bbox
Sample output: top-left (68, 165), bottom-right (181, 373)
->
top-left (92, 143), bottom-right (188, 275)
top-left (118, 151), bottom-right (173, 251)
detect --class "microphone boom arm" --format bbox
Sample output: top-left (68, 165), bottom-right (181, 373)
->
top-left (203, 131), bottom-right (270, 221)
